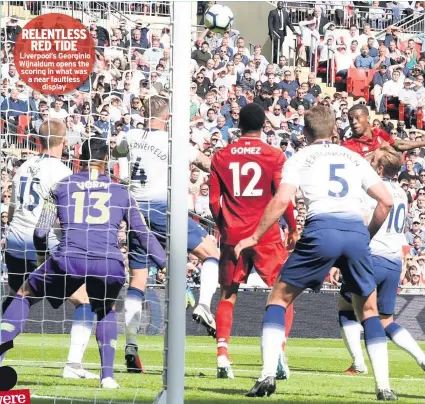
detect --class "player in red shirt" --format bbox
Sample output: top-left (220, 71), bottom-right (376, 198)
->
top-left (342, 104), bottom-right (425, 157)
top-left (209, 103), bottom-right (297, 379)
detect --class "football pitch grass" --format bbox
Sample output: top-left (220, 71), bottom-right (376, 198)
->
top-left (5, 334), bottom-right (425, 404)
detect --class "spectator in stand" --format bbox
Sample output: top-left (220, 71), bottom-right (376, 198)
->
top-left (0, 88), bottom-right (28, 135)
top-left (419, 211), bottom-right (425, 232)
top-left (398, 77), bottom-right (418, 129)
top-left (234, 86), bottom-right (247, 107)
top-left (406, 219), bottom-right (425, 245)
top-left (380, 69), bottom-right (403, 113)
top-left (225, 107), bottom-right (240, 129)
top-left (384, 25), bottom-right (402, 48)
top-left (399, 159), bottom-right (420, 182)
top-left (402, 265), bottom-right (425, 291)
top-left (250, 45), bottom-right (269, 70)
top-left (188, 168), bottom-right (203, 197)
top-left (290, 87), bottom-right (311, 111)
top-left (314, 7), bottom-right (329, 36)
top-left (329, 1), bottom-right (345, 26)
top-left (411, 235), bottom-right (425, 256)
top-left (298, 17), bottom-right (320, 66)
top-left (334, 44), bottom-right (353, 79)
top-left (212, 116), bottom-right (229, 142)
top-left (358, 23), bottom-right (379, 48)
top-left (267, 1), bottom-right (296, 64)
top-left (369, 1), bottom-right (387, 29)
top-left (317, 37), bottom-right (335, 70)
top-left (273, 55), bottom-right (287, 75)
top-left (195, 184), bottom-right (212, 219)
top-left (278, 70), bottom-right (299, 97)
top-left (342, 25), bottom-right (360, 48)
top-left (348, 39), bottom-right (360, 61)
top-left (279, 139), bottom-right (292, 158)
top-left (372, 64), bottom-right (392, 112)
top-left (397, 120), bottom-right (409, 138)
top-left (355, 45), bottom-right (375, 69)
top-left (194, 71), bottom-right (211, 99)
top-left (238, 69), bottom-right (256, 93)
top-left (262, 73), bottom-right (279, 93)
top-left (253, 89), bottom-right (273, 110)
top-left (367, 37), bottom-right (379, 59)
top-left (381, 113), bottom-right (394, 134)
top-left (373, 45), bottom-right (391, 69)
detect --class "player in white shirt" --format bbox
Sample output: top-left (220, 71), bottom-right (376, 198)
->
top-left (114, 96), bottom-right (219, 373)
top-left (235, 106), bottom-right (397, 400)
top-left (4, 119), bottom-right (97, 381)
top-left (338, 146), bottom-right (425, 377)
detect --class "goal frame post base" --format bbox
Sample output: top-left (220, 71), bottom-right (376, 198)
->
top-left (153, 389), bottom-right (167, 404)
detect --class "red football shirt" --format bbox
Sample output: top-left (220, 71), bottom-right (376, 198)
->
top-left (342, 128), bottom-right (395, 157)
top-left (209, 137), bottom-right (294, 246)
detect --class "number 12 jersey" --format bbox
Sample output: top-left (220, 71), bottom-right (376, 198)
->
top-left (210, 137), bottom-right (286, 246)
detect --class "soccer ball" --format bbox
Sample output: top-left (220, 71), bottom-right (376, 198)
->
top-left (204, 4), bottom-right (234, 34)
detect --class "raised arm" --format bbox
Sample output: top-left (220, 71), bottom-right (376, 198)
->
top-left (126, 195), bottom-right (167, 269)
top-left (33, 191), bottom-right (59, 265)
top-left (394, 139), bottom-right (425, 152)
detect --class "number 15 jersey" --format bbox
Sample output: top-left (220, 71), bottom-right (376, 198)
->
top-left (210, 137), bottom-right (286, 246)
top-left (7, 154), bottom-right (71, 260)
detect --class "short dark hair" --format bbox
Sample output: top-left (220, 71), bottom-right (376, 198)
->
top-left (80, 136), bottom-right (109, 162)
top-left (239, 103), bottom-right (266, 134)
top-left (348, 104), bottom-right (369, 116)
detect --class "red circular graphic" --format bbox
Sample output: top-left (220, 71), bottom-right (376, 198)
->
top-left (14, 13), bottom-right (95, 95)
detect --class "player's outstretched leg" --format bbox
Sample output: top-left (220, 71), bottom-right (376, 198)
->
top-left (0, 294), bottom-right (31, 359)
top-left (216, 284), bottom-right (238, 379)
top-left (352, 292), bottom-right (397, 401)
top-left (124, 269), bottom-right (147, 374)
top-left (97, 308), bottom-right (120, 389)
top-left (382, 316), bottom-right (425, 371)
top-left (277, 303), bottom-right (294, 381)
top-left (338, 294), bottom-right (368, 375)
top-left (63, 285), bottom-right (97, 380)
top-left (247, 280), bottom-right (303, 398)
top-left (191, 235), bottom-right (220, 338)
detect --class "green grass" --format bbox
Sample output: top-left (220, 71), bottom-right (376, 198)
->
top-left (5, 334), bottom-right (425, 403)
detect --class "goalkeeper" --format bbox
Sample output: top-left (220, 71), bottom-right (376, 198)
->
top-left (4, 119), bottom-right (98, 380)
top-left (0, 137), bottom-right (166, 389)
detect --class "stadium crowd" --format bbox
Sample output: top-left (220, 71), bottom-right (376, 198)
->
top-left (1, 1), bottom-right (425, 294)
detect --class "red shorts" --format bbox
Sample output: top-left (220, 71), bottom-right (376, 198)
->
top-left (219, 242), bottom-right (288, 287)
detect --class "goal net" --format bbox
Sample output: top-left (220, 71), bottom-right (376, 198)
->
top-left (0, 1), bottom-right (192, 402)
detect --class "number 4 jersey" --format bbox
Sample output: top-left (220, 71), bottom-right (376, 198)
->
top-left (7, 154), bottom-right (72, 260)
top-left (210, 137), bottom-right (286, 245)
top-left (115, 129), bottom-right (199, 202)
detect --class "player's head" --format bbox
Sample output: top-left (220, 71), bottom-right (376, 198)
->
top-left (348, 104), bottom-right (370, 137)
top-left (39, 118), bottom-right (66, 157)
top-left (303, 105), bottom-right (335, 143)
top-left (145, 96), bottom-right (169, 130)
top-left (80, 136), bottom-right (109, 172)
top-left (370, 145), bottom-right (402, 179)
top-left (238, 103), bottom-right (266, 136)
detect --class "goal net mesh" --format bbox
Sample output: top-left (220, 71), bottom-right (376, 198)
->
top-left (0, 1), bottom-right (198, 402)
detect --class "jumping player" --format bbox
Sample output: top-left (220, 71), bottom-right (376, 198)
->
top-left (235, 105), bottom-right (397, 400)
top-left (4, 119), bottom-right (97, 380)
top-left (0, 137), bottom-right (167, 389)
top-left (343, 104), bottom-right (425, 157)
top-left (209, 103), bottom-right (297, 379)
top-left (114, 96), bottom-right (220, 373)
top-left (339, 146), bottom-right (425, 375)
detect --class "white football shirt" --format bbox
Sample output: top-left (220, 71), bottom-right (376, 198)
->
top-left (7, 154), bottom-right (72, 259)
top-left (116, 128), bottom-right (199, 202)
top-left (368, 180), bottom-right (407, 260)
top-left (281, 142), bottom-right (382, 220)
